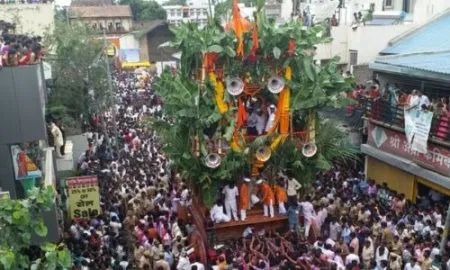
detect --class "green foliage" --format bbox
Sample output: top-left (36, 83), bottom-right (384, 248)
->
top-left (44, 20), bottom-right (109, 119)
top-left (0, 187), bottom-right (71, 270)
top-left (163, 0), bottom-right (186, 5)
top-left (154, 10), bottom-right (356, 192)
top-left (120, 0), bottom-right (167, 21)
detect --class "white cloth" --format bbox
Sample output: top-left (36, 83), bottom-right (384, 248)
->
top-left (240, 209), bottom-right (247, 221)
top-left (287, 179), bottom-right (302, 196)
top-left (263, 199), bottom-right (274, 218)
top-left (278, 202), bottom-right (286, 214)
top-left (419, 95), bottom-right (430, 108)
top-left (190, 262), bottom-right (205, 270)
top-left (345, 253), bottom-right (360, 266)
top-left (210, 204), bottom-right (231, 223)
top-left (404, 262), bottom-right (422, 270)
top-left (265, 111), bottom-right (276, 132)
top-left (176, 256), bottom-right (191, 270)
top-left (409, 95), bottom-right (420, 107)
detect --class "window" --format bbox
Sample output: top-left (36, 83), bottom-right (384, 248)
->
top-left (108, 22), bottom-right (113, 31)
top-left (203, 8), bottom-right (208, 16)
top-left (177, 9), bottom-right (182, 17)
top-left (170, 9), bottom-right (175, 17)
top-left (349, 50), bottom-right (358, 66)
top-left (182, 8), bottom-right (189, 18)
top-left (385, 0), bottom-right (393, 7)
top-left (196, 8), bottom-right (201, 17)
top-left (116, 22), bottom-right (122, 30)
top-left (99, 23), bottom-right (104, 30)
top-left (92, 23), bottom-right (97, 29)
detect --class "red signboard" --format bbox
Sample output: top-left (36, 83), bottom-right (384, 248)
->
top-left (368, 123), bottom-right (450, 176)
top-left (66, 176), bottom-right (98, 188)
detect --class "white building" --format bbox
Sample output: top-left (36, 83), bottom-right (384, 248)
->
top-left (304, 0), bottom-right (450, 81)
top-left (164, 4), bottom-right (213, 27)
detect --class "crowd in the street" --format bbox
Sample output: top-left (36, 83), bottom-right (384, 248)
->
top-left (209, 166), bottom-right (449, 270)
top-left (0, 20), bottom-right (43, 68)
top-left (65, 68), bottom-right (205, 270)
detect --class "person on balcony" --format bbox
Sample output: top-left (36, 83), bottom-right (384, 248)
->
top-left (274, 179), bottom-right (288, 215)
top-left (408, 90), bottom-right (420, 109)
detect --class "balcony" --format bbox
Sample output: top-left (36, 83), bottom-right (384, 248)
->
top-left (361, 98), bottom-right (450, 177)
top-left (362, 98), bottom-right (450, 144)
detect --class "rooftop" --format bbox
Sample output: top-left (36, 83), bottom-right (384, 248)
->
top-left (69, 5), bottom-right (132, 19)
top-left (382, 9), bottom-right (450, 55)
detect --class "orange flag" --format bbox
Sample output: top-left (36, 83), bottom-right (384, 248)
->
top-left (232, 0), bottom-right (244, 56)
top-left (251, 23), bottom-right (259, 53)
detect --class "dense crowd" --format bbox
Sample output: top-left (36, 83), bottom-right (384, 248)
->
top-left (0, 19), bottom-right (43, 68)
top-left (208, 166), bottom-right (449, 270)
top-left (65, 68), bottom-right (205, 270)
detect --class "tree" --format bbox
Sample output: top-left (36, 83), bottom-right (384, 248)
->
top-left (120, 0), bottom-right (167, 21)
top-left (152, 6), bottom-right (357, 206)
top-left (0, 187), bottom-right (71, 270)
top-left (44, 20), bottom-right (109, 124)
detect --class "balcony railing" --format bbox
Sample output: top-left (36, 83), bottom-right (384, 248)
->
top-left (362, 98), bottom-right (450, 143)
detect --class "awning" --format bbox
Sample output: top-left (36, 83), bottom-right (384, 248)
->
top-left (121, 61), bottom-right (151, 68)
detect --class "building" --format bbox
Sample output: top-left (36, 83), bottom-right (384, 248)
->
top-left (69, 5), bottom-right (133, 55)
top-left (69, 5), bottom-right (133, 35)
top-left (119, 20), bottom-right (177, 67)
top-left (310, 0), bottom-right (450, 83)
top-left (0, 64), bottom-right (60, 242)
top-left (362, 9), bottom-right (450, 201)
top-left (164, 4), bottom-right (212, 27)
top-left (0, 3), bottom-right (54, 36)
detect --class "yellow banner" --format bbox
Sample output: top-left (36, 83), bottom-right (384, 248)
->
top-left (67, 176), bottom-right (101, 219)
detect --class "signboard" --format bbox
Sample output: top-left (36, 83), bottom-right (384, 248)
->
top-left (119, 49), bottom-right (140, 63)
top-left (0, 191), bottom-right (10, 200)
top-left (67, 176), bottom-right (101, 219)
top-left (10, 144), bottom-right (42, 180)
top-left (404, 107), bottom-right (434, 153)
top-left (368, 123), bottom-right (450, 176)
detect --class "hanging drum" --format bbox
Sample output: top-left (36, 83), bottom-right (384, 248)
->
top-left (226, 77), bottom-right (244, 96)
top-left (302, 143), bottom-right (317, 158)
top-left (204, 153), bottom-right (222, 168)
top-left (267, 76), bottom-right (285, 94)
top-left (255, 146), bottom-right (272, 162)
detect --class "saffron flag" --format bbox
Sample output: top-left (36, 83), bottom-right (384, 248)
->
top-left (232, 0), bottom-right (244, 56)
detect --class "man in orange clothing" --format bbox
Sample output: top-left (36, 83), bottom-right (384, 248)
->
top-left (274, 179), bottom-right (288, 215)
top-left (257, 179), bottom-right (274, 218)
top-left (239, 177), bottom-right (251, 221)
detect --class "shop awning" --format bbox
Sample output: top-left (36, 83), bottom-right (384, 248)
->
top-left (121, 61), bottom-right (151, 68)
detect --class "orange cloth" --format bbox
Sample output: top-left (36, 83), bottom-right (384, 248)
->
top-left (274, 184), bottom-right (287, 204)
top-left (251, 23), bottom-right (259, 54)
top-left (231, 0), bottom-right (246, 56)
top-left (260, 183), bottom-right (275, 205)
top-left (236, 98), bottom-right (247, 128)
top-left (239, 183), bottom-right (250, 209)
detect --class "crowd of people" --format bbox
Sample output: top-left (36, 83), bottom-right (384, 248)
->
top-left (208, 167), bottom-right (449, 270)
top-left (0, 19), bottom-right (43, 68)
top-left (65, 68), bottom-right (206, 270)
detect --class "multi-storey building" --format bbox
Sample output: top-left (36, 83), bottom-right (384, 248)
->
top-left (164, 4), bottom-right (213, 27)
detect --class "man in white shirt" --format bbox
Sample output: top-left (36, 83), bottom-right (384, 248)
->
top-left (210, 200), bottom-right (231, 224)
top-left (176, 251), bottom-right (191, 270)
top-left (418, 91), bottom-right (430, 109)
top-left (404, 258), bottom-right (422, 270)
top-left (190, 260), bottom-right (205, 270)
top-left (299, 196), bottom-right (316, 238)
top-left (345, 247), bottom-right (360, 266)
top-left (222, 182), bottom-right (239, 221)
top-left (409, 89), bottom-right (420, 108)
top-left (287, 177), bottom-right (302, 201)
top-left (109, 216), bottom-right (122, 236)
top-left (265, 104), bottom-right (277, 133)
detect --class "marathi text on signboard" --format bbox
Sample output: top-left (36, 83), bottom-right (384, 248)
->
top-left (368, 123), bottom-right (450, 176)
top-left (67, 176), bottom-right (101, 219)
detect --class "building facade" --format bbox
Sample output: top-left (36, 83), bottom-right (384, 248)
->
top-left (164, 4), bottom-right (212, 27)
top-left (69, 5), bottom-right (133, 35)
top-left (0, 3), bottom-right (54, 36)
top-left (362, 10), bottom-right (450, 201)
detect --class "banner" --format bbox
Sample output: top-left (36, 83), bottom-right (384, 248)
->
top-left (403, 107), bottom-right (433, 153)
top-left (368, 123), bottom-right (450, 176)
top-left (67, 176), bottom-right (101, 219)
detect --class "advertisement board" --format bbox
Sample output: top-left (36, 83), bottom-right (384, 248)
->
top-left (67, 176), bottom-right (101, 219)
top-left (368, 123), bottom-right (450, 176)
